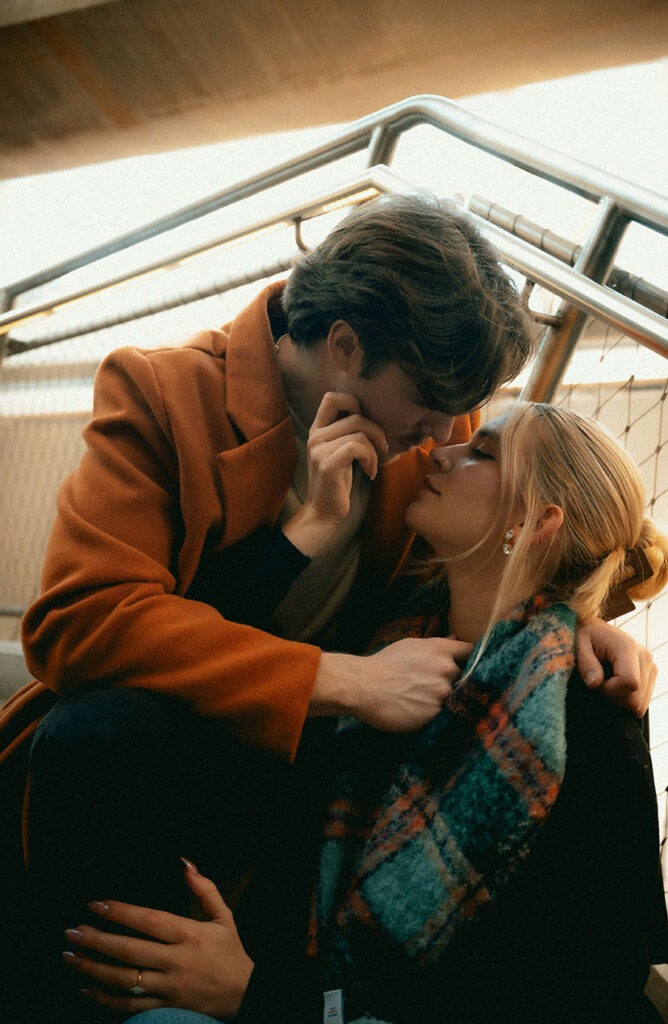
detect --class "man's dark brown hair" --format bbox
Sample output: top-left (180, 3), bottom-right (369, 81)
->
top-left (282, 193), bottom-right (534, 415)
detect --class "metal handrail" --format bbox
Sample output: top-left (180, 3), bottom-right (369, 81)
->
top-left (477, 219), bottom-right (668, 357)
top-left (6, 196), bottom-right (667, 360)
top-left (0, 167), bottom-right (410, 336)
top-left (470, 196), bottom-right (668, 319)
top-left (3, 93), bottom-right (666, 306)
top-left (6, 258), bottom-right (297, 354)
top-left (2, 91), bottom-right (666, 413)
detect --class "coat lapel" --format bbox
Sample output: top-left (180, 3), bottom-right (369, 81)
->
top-left (216, 417), bottom-right (296, 549)
top-left (223, 280), bottom-right (290, 440)
top-left (214, 281), bottom-right (297, 549)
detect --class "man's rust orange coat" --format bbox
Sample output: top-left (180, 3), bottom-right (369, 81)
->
top-left (0, 282), bottom-right (478, 767)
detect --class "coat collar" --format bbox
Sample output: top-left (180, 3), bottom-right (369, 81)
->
top-left (220, 280), bottom-right (290, 442)
top-left (213, 281), bottom-right (297, 548)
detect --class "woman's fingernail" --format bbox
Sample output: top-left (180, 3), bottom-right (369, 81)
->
top-left (64, 928), bottom-right (84, 942)
top-left (584, 670), bottom-right (598, 686)
top-left (62, 950), bottom-right (81, 964)
top-left (180, 856), bottom-right (198, 873)
top-left (88, 900), bottom-right (110, 915)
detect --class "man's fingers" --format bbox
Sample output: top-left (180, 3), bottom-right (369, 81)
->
top-left (438, 680), bottom-right (455, 701)
top-left (356, 636), bottom-right (477, 733)
top-left (310, 415), bottom-right (388, 457)
top-left (598, 661), bottom-right (656, 717)
top-left (321, 438), bottom-right (378, 480)
top-left (575, 620), bottom-right (656, 716)
top-left (429, 637), bottom-right (474, 665)
top-left (575, 632), bottom-right (604, 688)
top-left (310, 396), bottom-right (388, 456)
top-left (311, 392), bottom-right (361, 429)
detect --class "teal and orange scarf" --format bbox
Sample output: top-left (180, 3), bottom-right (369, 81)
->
top-left (308, 588), bottom-right (576, 994)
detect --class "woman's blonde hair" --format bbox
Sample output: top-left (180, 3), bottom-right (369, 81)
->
top-left (490, 402), bottom-right (668, 625)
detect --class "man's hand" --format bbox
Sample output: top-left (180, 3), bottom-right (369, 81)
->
top-left (576, 619), bottom-right (657, 717)
top-left (283, 392), bottom-right (388, 556)
top-left (310, 636), bottom-right (473, 732)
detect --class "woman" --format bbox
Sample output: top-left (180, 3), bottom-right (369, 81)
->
top-left (61, 402), bottom-right (668, 1023)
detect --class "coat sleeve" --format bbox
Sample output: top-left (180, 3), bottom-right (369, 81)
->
top-left (21, 347), bottom-right (321, 761)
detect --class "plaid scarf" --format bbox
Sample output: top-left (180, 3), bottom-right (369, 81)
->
top-left (307, 588), bottom-right (576, 993)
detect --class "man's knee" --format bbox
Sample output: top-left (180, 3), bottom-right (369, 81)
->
top-left (26, 689), bottom-right (199, 899)
top-left (32, 687), bottom-right (185, 755)
top-left (28, 689), bottom-right (196, 818)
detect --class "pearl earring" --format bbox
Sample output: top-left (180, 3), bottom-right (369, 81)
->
top-left (502, 528), bottom-right (514, 556)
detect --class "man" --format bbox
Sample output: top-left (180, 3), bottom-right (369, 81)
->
top-left (0, 194), bottom-right (655, 1020)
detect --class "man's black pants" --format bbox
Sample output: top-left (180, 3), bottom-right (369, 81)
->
top-left (24, 688), bottom-right (330, 1023)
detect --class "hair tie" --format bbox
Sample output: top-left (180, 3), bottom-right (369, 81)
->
top-left (602, 546), bottom-right (654, 619)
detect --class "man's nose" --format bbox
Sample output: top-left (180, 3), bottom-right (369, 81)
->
top-left (425, 413), bottom-right (455, 445)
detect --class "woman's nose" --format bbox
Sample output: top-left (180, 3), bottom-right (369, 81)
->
top-left (430, 446), bottom-right (454, 470)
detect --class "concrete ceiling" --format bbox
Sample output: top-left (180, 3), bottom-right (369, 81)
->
top-left (1, 0), bottom-right (667, 179)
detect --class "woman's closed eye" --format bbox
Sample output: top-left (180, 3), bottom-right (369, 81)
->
top-left (471, 446), bottom-right (495, 460)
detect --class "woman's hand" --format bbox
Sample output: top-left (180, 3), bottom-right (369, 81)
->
top-left (62, 859), bottom-right (254, 1018)
top-left (576, 619), bottom-right (657, 716)
top-left (283, 391), bottom-right (388, 556)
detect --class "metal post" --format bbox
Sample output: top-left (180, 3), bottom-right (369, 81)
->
top-left (0, 290), bottom-right (10, 368)
top-left (366, 124), bottom-right (399, 167)
top-left (520, 197), bottom-right (630, 403)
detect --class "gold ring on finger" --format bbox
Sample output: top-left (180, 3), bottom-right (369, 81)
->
top-left (129, 969), bottom-right (146, 996)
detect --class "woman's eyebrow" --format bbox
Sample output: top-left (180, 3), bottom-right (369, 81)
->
top-left (472, 427), bottom-right (499, 445)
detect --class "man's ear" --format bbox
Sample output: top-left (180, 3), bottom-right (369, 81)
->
top-left (326, 320), bottom-right (364, 375)
top-left (531, 504), bottom-right (564, 545)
